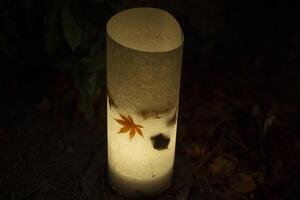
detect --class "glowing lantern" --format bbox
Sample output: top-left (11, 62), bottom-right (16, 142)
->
top-left (106, 7), bottom-right (183, 196)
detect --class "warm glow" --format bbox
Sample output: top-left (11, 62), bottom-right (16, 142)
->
top-left (106, 7), bottom-right (183, 53)
top-left (107, 7), bottom-right (183, 196)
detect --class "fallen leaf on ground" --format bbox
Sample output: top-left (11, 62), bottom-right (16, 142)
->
top-left (36, 98), bottom-right (51, 112)
top-left (185, 144), bottom-right (206, 159)
top-left (209, 156), bottom-right (236, 178)
top-left (229, 173), bottom-right (257, 193)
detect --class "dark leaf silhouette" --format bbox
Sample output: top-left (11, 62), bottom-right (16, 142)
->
top-left (151, 133), bottom-right (170, 150)
top-left (107, 89), bottom-right (117, 109)
top-left (167, 107), bottom-right (178, 127)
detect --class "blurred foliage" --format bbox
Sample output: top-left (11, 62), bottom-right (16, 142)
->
top-left (1, 0), bottom-right (111, 120)
top-left (43, 0), bottom-right (109, 120)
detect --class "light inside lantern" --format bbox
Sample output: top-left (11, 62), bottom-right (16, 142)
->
top-left (106, 7), bottom-right (183, 196)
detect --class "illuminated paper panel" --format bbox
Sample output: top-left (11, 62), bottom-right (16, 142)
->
top-left (106, 7), bottom-right (183, 196)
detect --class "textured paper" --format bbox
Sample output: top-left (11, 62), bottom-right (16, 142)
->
top-left (107, 7), bottom-right (183, 196)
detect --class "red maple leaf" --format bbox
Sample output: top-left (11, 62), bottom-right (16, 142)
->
top-left (114, 114), bottom-right (144, 140)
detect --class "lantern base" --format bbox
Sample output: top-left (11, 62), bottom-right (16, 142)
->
top-left (108, 165), bottom-right (173, 197)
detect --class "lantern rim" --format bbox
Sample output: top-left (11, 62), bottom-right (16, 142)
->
top-left (107, 7), bottom-right (184, 53)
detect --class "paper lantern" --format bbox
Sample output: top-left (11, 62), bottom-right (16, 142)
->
top-left (106, 7), bottom-right (183, 196)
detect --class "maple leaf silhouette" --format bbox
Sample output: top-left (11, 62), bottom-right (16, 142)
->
top-left (114, 114), bottom-right (144, 140)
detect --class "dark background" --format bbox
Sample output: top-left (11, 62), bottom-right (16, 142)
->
top-left (0, 0), bottom-right (299, 199)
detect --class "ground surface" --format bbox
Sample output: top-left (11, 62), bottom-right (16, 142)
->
top-left (1, 49), bottom-right (299, 200)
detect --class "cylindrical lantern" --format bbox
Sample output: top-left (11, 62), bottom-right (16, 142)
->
top-left (106, 7), bottom-right (183, 196)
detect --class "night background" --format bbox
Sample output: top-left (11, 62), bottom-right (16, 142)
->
top-left (0, 0), bottom-right (299, 199)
